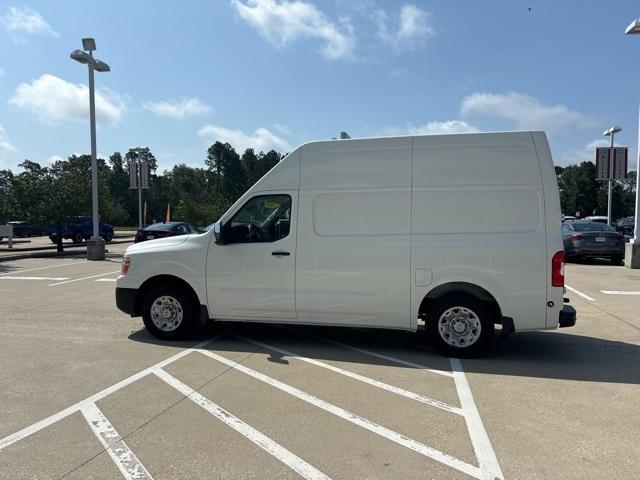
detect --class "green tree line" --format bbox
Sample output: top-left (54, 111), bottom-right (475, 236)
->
top-left (0, 142), bottom-right (282, 227)
top-left (556, 163), bottom-right (636, 219)
top-left (0, 148), bottom-right (635, 228)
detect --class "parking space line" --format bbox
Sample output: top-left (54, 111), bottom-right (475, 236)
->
top-left (291, 328), bottom-right (503, 480)
top-left (153, 368), bottom-right (331, 480)
top-left (0, 337), bottom-right (217, 451)
top-left (600, 290), bottom-right (640, 295)
top-left (49, 271), bottom-right (120, 286)
top-left (280, 327), bottom-right (454, 378)
top-left (450, 359), bottom-right (504, 480)
top-left (0, 261), bottom-right (88, 276)
top-left (196, 348), bottom-right (482, 479)
top-left (0, 276), bottom-right (70, 281)
top-left (80, 402), bottom-right (153, 480)
top-left (237, 335), bottom-right (463, 416)
top-left (96, 278), bottom-right (117, 282)
top-left (565, 284), bottom-right (595, 301)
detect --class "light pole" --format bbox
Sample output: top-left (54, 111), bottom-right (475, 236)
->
top-left (70, 38), bottom-right (110, 261)
top-left (625, 20), bottom-right (640, 267)
top-left (603, 126), bottom-right (621, 225)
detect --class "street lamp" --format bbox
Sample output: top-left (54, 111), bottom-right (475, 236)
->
top-left (603, 126), bottom-right (621, 225)
top-left (625, 21), bottom-right (640, 267)
top-left (70, 38), bottom-right (110, 261)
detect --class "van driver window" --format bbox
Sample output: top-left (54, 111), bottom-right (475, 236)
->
top-left (224, 194), bottom-right (291, 243)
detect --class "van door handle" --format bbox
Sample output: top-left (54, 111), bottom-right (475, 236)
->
top-left (272, 251), bottom-right (290, 256)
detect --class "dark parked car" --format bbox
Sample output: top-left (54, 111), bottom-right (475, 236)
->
top-left (134, 222), bottom-right (198, 243)
top-left (7, 221), bottom-right (41, 237)
top-left (562, 220), bottom-right (625, 264)
top-left (615, 216), bottom-right (635, 237)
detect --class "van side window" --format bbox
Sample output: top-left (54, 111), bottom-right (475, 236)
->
top-left (224, 194), bottom-right (292, 244)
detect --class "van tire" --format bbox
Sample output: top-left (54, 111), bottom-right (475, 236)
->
top-left (142, 286), bottom-right (195, 340)
top-left (73, 232), bottom-right (84, 244)
top-left (425, 294), bottom-right (494, 358)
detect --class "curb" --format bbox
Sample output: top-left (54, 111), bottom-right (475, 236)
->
top-left (0, 238), bottom-right (134, 254)
top-left (0, 250), bottom-right (124, 262)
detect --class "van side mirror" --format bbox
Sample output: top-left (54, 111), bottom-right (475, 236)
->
top-left (213, 222), bottom-right (224, 245)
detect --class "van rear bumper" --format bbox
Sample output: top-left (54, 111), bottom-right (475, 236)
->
top-left (559, 304), bottom-right (576, 328)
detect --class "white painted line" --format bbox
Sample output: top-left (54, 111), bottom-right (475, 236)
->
top-left (0, 261), bottom-right (88, 276)
top-left (0, 276), bottom-right (70, 281)
top-left (153, 368), bottom-right (330, 480)
top-left (96, 278), bottom-right (117, 282)
top-left (80, 402), bottom-right (153, 480)
top-left (196, 348), bottom-right (482, 479)
top-left (565, 284), bottom-right (595, 302)
top-left (0, 337), bottom-right (217, 451)
top-left (237, 335), bottom-right (463, 416)
top-left (600, 290), bottom-right (640, 295)
top-left (49, 270), bottom-right (120, 286)
top-left (280, 326), bottom-right (453, 378)
top-left (450, 358), bottom-right (504, 480)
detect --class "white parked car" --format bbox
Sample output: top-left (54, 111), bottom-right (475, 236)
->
top-left (116, 131), bottom-right (576, 357)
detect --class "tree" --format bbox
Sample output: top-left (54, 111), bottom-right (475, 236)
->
top-left (206, 142), bottom-right (247, 201)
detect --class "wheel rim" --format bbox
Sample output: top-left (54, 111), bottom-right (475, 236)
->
top-left (150, 295), bottom-right (184, 332)
top-left (437, 306), bottom-right (482, 348)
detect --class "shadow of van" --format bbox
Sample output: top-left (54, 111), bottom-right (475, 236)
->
top-left (128, 322), bottom-right (640, 386)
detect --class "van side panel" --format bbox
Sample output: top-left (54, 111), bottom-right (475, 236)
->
top-left (411, 132), bottom-right (548, 331)
top-left (296, 138), bottom-right (412, 328)
top-left (531, 131), bottom-right (564, 328)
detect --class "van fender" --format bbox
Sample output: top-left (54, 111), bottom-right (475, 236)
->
top-left (414, 271), bottom-right (511, 327)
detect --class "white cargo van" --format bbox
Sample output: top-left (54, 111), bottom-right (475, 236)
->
top-left (116, 131), bottom-right (576, 356)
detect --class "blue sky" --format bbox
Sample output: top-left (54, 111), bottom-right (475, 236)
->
top-left (2, 0), bottom-right (640, 172)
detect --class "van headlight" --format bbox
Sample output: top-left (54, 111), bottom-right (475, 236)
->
top-left (121, 257), bottom-right (131, 275)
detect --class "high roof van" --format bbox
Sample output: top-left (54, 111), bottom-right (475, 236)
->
top-left (116, 131), bottom-right (576, 357)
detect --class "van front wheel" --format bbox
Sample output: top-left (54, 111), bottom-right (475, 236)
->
top-left (142, 286), bottom-right (195, 340)
top-left (426, 295), bottom-right (494, 357)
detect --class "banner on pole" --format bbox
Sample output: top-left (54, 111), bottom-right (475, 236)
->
top-left (595, 147), bottom-right (628, 181)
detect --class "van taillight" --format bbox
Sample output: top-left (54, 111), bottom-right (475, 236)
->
top-left (552, 251), bottom-right (565, 287)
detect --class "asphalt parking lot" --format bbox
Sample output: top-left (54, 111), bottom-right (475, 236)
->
top-left (0, 257), bottom-right (639, 479)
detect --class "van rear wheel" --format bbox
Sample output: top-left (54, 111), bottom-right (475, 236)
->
top-left (425, 295), bottom-right (494, 357)
top-left (142, 286), bottom-right (195, 340)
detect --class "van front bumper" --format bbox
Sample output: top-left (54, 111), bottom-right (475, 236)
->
top-left (559, 304), bottom-right (576, 328)
top-left (116, 287), bottom-right (138, 317)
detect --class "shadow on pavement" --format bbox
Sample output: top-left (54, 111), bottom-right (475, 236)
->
top-left (128, 321), bottom-right (640, 385)
top-left (0, 263), bottom-right (18, 274)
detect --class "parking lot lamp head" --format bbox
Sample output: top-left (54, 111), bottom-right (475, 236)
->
top-left (70, 49), bottom-right (91, 64)
top-left (603, 126), bottom-right (622, 137)
top-left (625, 19), bottom-right (640, 35)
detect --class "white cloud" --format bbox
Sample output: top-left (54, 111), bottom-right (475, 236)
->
top-left (461, 92), bottom-right (598, 136)
top-left (143, 97), bottom-right (212, 120)
top-left (272, 123), bottom-right (291, 135)
top-left (381, 120), bottom-right (480, 136)
top-left (1, 6), bottom-right (58, 43)
top-left (198, 124), bottom-right (291, 153)
top-left (0, 125), bottom-right (17, 163)
top-left (557, 138), bottom-right (630, 167)
top-left (376, 4), bottom-right (434, 49)
top-left (8, 74), bottom-right (125, 126)
top-left (0, 125), bottom-right (17, 170)
top-left (232, 0), bottom-right (355, 60)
